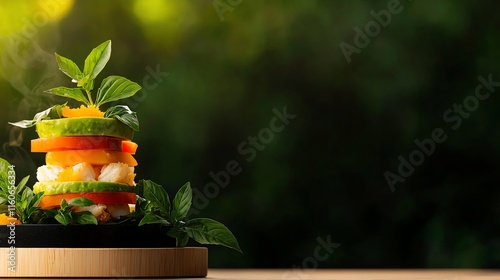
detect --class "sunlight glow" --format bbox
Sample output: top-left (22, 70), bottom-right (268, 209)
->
top-left (0, 0), bottom-right (74, 37)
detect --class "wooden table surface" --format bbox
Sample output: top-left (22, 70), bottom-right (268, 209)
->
top-left (204, 269), bottom-right (500, 280)
top-left (6, 269), bottom-right (500, 279)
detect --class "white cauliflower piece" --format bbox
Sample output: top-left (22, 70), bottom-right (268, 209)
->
top-left (37, 165), bottom-right (64, 182)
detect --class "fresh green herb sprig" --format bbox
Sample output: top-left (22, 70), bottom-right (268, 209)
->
top-left (9, 40), bottom-right (141, 131)
top-left (0, 158), bottom-right (43, 224)
top-left (45, 198), bottom-right (98, 226)
top-left (8, 104), bottom-right (65, 130)
top-left (135, 180), bottom-right (242, 252)
top-left (48, 40), bottom-right (141, 109)
top-left (15, 182), bottom-right (44, 224)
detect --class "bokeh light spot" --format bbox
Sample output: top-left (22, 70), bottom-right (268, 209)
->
top-left (133, 0), bottom-right (173, 24)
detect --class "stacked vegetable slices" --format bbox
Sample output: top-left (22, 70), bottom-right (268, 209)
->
top-left (32, 116), bottom-right (138, 223)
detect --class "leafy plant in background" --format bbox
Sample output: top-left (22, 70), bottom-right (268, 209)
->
top-left (9, 40), bottom-right (141, 131)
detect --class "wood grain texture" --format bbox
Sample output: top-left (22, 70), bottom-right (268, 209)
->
top-left (0, 247), bottom-right (207, 277)
top-left (1, 266), bottom-right (499, 279)
top-left (207, 269), bottom-right (500, 280)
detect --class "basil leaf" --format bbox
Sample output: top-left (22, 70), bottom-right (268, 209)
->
top-left (115, 113), bottom-right (140, 131)
top-left (60, 199), bottom-right (69, 210)
top-left (0, 183), bottom-right (8, 204)
top-left (138, 212), bottom-right (170, 226)
top-left (9, 120), bottom-right (36, 129)
top-left (17, 188), bottom-right (30, 211)
top-left (12, 182), bottom-right (44, 224)
top-left (133, 195), bottom-right (152, 216)
top-left (0, 158), bottom-right (10, 175)
top-left (185, 218), bottom-right (242, 253)
top-left (47, 103), bottom-right (66, 118)
top-left (24, 192), bottom-right (44, 221)
top-left (168, 227), bottom-right (189, 247)
top-left (77, 74), bottom-right (91, 88)
top-left (104, 105), bottom-right (134, 119)
top-left (171, 182), bottom-right (192, 222)
top-left (105, 105), bottom-right (139, 131)
top-left (55, 212), bottom-right (72, 226)
top-left (55, 53), bottom-right (83, 82)
top-left (45, 87), bottom-right (89, 105)
top-left (83, 40), bottom-right (111, 80)
top-left (96, 75), bottom-right (141, 107)
top-left (74, 212), bottom-right (98, 225)
top-left (177, 234), bottom-right (189, 247)
top-left (141, 180), bottom-right (171, 221)
top-left (68, 197), bottom-right (95, 207)
top-left (15, 175), bottom-right (29, 196)
top-left (31, 191), bottom-right (44, 208)
top-left (0, 159), bottom-right (9, 203)
top-left (20, 187), bottom-right (31, 203)
top-left (9, 104), bottom-right (65, 128)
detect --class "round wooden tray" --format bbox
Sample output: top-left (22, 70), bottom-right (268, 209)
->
top-left (0, 224), bottom-right (207, 277)
top-left (0, 247), bottom-right (207, 277)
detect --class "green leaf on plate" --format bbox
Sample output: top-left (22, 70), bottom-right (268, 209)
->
top-left (185, 218), bottom-right (242, 253)
top-left (55, 212), bottom-right (72, 226)
top-left (74, 212), bottom-right (98, 225)
top-left (171, 182), bottom-right (192, 222)
top-left (141, 180), bottom-right (171, 221)
top-left (68, 197), bottom-right (95, 207)
top-left (105, 105), bottom-right (139, 131)
top-left (138, 212), bottom-right (170, 226)
top-left (9, 104), bottom-right (66, 128)
top-left (60, 199), bottom-right (69, 210)
top-left (168, 227), bottom-right (189, 247)
top-left (132, 195), bottom-right (152, 217)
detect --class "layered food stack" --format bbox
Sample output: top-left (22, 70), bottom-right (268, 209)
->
top-left (32, 108), bottom-right (138, 223)
top-left (5, 40), bottom-right (242, 259)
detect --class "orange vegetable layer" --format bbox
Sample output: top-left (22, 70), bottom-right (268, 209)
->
top-left (39, 192), bottom-right (136, 209)
top-left (46, 150), bottom-right (137, 167)
top-left (32, 136), bottom-right (137, 154)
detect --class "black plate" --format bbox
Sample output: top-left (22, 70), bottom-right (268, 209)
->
top-left (0, 223), bottom-right (175, 248)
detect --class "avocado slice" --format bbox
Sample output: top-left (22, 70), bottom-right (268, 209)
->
top-left (36, 117), bottom-right (134, 140)
top-left (34, 181), bottom-right (135, 195)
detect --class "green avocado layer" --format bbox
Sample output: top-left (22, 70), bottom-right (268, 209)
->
top-left (36, 117), bottom-right (133, 140)
top-left (34, 181), bottom-right (135, 195)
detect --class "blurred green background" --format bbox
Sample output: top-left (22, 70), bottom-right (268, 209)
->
top-left (1, 0), bottom-right (500, 268)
